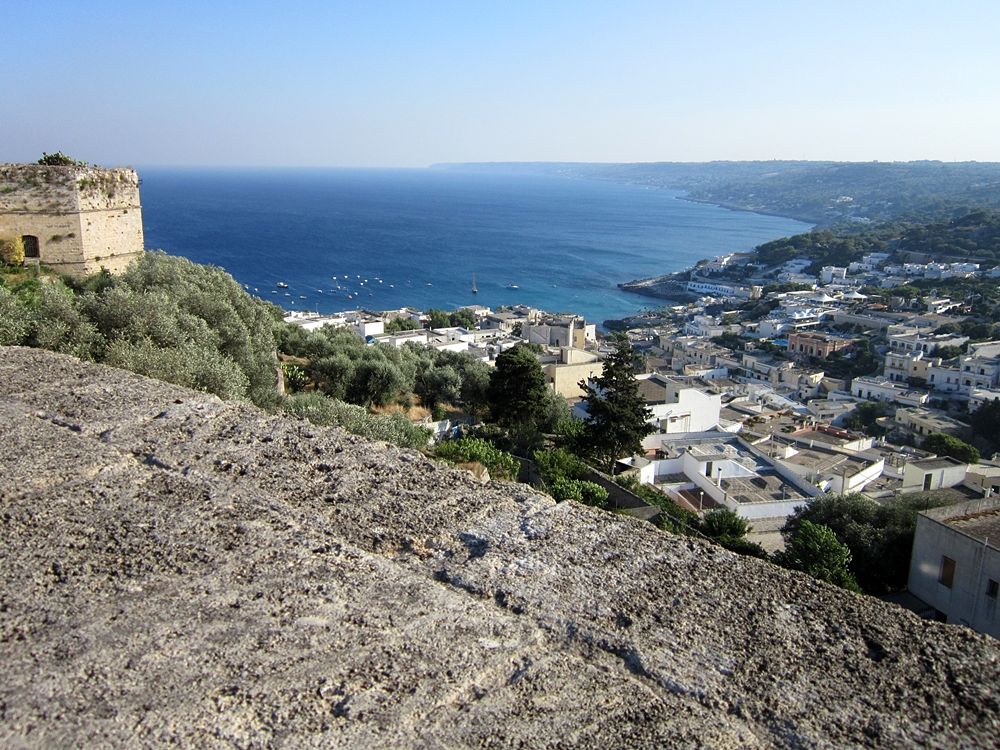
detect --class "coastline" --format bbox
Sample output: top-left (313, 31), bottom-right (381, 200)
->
top-left (612, 192), bottom-right (817, 305)
top-left (675, 193), bottom-right (821, 228)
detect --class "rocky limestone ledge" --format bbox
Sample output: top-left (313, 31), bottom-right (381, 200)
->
top-left (0, 345), bottom-right (997, 748)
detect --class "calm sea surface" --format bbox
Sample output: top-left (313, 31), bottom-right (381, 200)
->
top-left (140, 168), bottom-right (811, 323)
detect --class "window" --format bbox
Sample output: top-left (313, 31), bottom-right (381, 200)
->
top-left (923, 473), bottom-right (933, 491)
top-left (988, 579), bottom-right (998, 599)
top-left (939, 556), bottom-right (956, 588)
top-left (21, 235), bottom-right (39, 259)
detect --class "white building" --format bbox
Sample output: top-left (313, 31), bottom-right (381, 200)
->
top-left (523, 316), bottom-right (595, 349)
top-left (685, 280), bottom-right (751, 298)
top-left (757, 435), bottom-right (884, 496)
top-left (907, 497), bottom-right (1000, 638)
top-left (819, 266), bottom-right (847, 284)
top-left (888, 332), bottom-right (969, 356)
top-left (901, 457), bottom-right (969, 494)
top-left (283, 310), bottom-right (385, 339)
top-left (851, 375), bottom-right (929, 406)
top-left (636, 374), bottom-right (722, 433)
top-left (624, 433), bottom-right (819, 521)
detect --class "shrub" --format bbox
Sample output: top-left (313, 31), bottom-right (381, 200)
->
top-left (577, 480), bottom-right (609, 508)
top-left (37, 151), bottom-right (86, 166)
top-left (783, 492), bottom-right (954, 593)
top-left (534, 447), bottom-right (588, 485)
top-left (774, 520), bottom-right (861, 592)
top-left (105, 338), bottom-right (251, 401)
top-left (29, 283), bottom-right (105, 360)
top-left (435, 437), bottom-right (519, 481)
top-left (0, 287), bottom-right (32, 345)
top-left (281, 362), bottom-right (310, 393)
top-left (1, 236), bottom-right (25, 266)
top-left (922, 432), bottom-right (980, 464)
top-left (549, 476), bottom-right (583, 502)
top-left (701, 508), bottom-right (751, 540)
top-left (281, 392), bottom-right (431, 449)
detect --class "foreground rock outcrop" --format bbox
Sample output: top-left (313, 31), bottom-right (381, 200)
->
top-left (1, 346), bottom-right (998, 748)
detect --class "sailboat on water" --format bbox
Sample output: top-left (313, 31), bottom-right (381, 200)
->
top-left (471, 273), bottom-right (478, 294)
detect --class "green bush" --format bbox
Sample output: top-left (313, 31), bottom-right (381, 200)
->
top-left (435, 437), bottom-right (519, 481)
top-left (37, 151), bottom-right (86, 166)
top-left (774, 520), bottom-right (861, 592)
top-left (534, 447), bottom-right (588, 485)
top-left (29, 283), bottom-right (105, 360)
top-left (281, 392), bottom-right (431, 449)
top-left (105, 338), bottom-right (251, 401)
top-left (549, 476), bottom-right (583, 501)
top-left (783, 493), bottom-right (954, 593)
top-left (577, 480), bottom-right (609, 508)
top-left (0, 287), bottom-right (32, 345)
top-left (280, 362), bottom-right (309, 392)
top-left (701, 508), bottom-right (751, 540)
top-left (922, 432), bottom-right (980, 464)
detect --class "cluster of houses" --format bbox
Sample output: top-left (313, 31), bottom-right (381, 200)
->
top-left (284, 249), bottom-right (1000, 638)
top-left (614, 252), bottom-right (1000, 637)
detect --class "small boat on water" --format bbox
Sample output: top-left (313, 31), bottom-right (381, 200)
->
top-left (276, 281), bottom-right (289, 289)
top-left (506, 283), bottom-right (519, 290)
top-left (472, 273), bottom-right (478, 294)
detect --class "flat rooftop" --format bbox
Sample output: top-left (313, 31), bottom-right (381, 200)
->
top-left (921, 497), bottom-right (1000, 551)
top-left (910, 457), bottom-right (966, 471)
top-left (791, 429), bottom-right (853, 447)
top-left (721, 471), bottom-right (812, 506)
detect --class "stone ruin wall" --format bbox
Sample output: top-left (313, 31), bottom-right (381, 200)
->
top-left (0, 164), bottom-right (144, 276)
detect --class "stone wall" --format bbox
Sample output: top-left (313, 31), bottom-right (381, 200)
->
top-left (2, 345), bottom-right (999, 748)
top-left (0, 164), bottom-right (143, 275)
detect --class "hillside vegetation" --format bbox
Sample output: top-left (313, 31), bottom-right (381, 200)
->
top-left (753, 209), bottom-right (1000, 269)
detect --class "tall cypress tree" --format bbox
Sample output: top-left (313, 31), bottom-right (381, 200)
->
top-left (579, 334), bottom-right (653, 471)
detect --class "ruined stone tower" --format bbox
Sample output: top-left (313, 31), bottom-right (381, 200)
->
top-left (0, 163), bottom-right (143, 276)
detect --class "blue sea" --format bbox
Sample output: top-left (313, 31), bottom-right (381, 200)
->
top-left (140, 168), bottom-right (811, 323)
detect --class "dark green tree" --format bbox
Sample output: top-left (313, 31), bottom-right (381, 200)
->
top-left (969, 398), bottom-right (1000, 455)
top-left (487, 344), bottom-right (550, 430)
top-left (701, 508), bottom-right (750, 539)
top-left (699, 508), bottom-right (769, 559)
top-left (578, 334), bottom-right (653, 471)
top-left (385, 316), bottom-right (419, 333)
top-left (426, 309), bottom-right (451, 329)
top-left (922, 432), bottom-right (980, 464)
top-left (774, 520), bottom-right (860, 592)
top-left (414, 364), bottom-right (462, 409)
top-left (348, 359), bottom-right (405, 407)
top-left (781, 493), bottom-right (954, 593)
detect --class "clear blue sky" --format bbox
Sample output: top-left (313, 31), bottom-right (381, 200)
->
top-left (5, 1), bottom-right (999, 167)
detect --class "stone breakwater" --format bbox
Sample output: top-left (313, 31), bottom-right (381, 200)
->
top-left (1, 346), bottom-right (998, 748)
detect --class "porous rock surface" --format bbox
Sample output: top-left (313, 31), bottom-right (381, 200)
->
top-left (1, 346), bottom-right (998, 748)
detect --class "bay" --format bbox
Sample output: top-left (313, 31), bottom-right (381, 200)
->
top-left (139, 167), bottom-right (811, 323)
